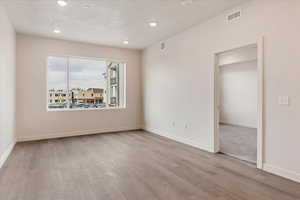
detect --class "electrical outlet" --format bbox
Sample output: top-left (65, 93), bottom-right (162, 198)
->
top-left (278, 96), bottom-right (289, 106)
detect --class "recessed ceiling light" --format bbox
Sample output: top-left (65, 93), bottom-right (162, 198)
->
top-left (53, 29), bottom-right (61, 34)
top-left (57, 0), bottom-right (68, 7)
top-left (123, 40), bottom-right (129, 45)
top-left (149, 21), bottom-right (158, 27)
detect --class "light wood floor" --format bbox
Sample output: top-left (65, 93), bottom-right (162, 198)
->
top-left (1, 131), bottom-right (299, 200)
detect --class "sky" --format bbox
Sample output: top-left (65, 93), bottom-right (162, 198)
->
top-left (48, 57), bottom-right (107, 90)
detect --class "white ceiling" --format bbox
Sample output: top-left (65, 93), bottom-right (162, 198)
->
top-left (1, 0), bottom-right (249, 49)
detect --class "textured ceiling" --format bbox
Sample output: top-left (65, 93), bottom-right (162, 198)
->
top-left (1, 0), bottom-right (249, 49)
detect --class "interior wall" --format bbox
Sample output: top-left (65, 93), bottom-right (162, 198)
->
top-left (0, 5), bottom-right (16, 166)
top-left (16, 34), bottom-right (142, 141)
top-left (219, 61), bottom-right (257, 128)
top-left (142, 0), bottom-right (300, 182)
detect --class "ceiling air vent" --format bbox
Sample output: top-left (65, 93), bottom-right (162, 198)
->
top-left (227, 10), bottom-right (241, 22)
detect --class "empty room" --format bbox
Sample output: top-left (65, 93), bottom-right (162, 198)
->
top-left (216, 45), bottom-right (258, 164)
top-left (0, 0), bottom-right (300, 200)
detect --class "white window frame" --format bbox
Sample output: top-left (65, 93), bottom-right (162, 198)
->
top-left (46, 55), bottom-right (127, 112)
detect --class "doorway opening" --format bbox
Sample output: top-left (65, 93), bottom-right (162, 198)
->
top-left (214, 42), bottom-right (263, 168)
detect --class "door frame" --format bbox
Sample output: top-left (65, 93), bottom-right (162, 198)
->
top-left (213, 37), bottom-right (264, 169)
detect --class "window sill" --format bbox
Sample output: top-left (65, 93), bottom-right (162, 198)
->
top-left (47, 107), bottom-right (126, 112)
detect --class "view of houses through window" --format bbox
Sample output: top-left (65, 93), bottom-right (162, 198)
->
top-left (47, 56), bottom-right (125, 110)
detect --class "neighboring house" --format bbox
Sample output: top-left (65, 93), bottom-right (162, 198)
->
top-left (48, 88), bottom-right (105, 107)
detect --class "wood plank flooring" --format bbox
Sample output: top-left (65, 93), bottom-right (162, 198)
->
top-left (0, 130), bottom-right (299, 200)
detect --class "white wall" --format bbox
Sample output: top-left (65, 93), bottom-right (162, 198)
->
top-left (16, 34), bottom-right (142, 141)
top-left (0, 5), bottom-right (16, 167)
top-left (220, 61), bottom-right (257, 128)
top-left (142, 0), bottom-right (300, 182)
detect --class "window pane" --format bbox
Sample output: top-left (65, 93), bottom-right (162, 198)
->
top-left (47, 56), bottom-right (125, 111)
top-left (107, 62), bottom-right (121, 107)
top-left (47, 57), bottom-right (68, 110)
top-left (69, 58), bottom-right (107, 109)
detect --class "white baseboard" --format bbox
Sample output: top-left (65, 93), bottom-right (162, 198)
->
top-left (0, 142), bottom-right (16, 168)
top-left (17, 126), bottom-right (142, 142)
top-left (263, 163), bottom-right (300, 183)
top-left (143, 126), bottom-right (213, 153)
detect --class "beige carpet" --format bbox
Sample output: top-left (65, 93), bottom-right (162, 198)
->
top-left (220, 123), bottom-right (257, 163)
